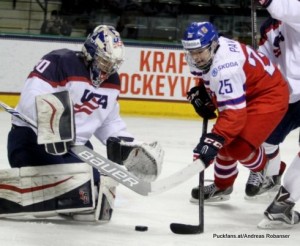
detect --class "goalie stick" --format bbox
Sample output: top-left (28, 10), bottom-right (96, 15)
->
top-left (170, 118), bottom-right (208, 234)
top-left (0, 101), bottom-right (205, 196)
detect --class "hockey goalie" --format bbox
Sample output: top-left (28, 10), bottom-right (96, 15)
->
top-left (0, 25), bottom-right (164, 222)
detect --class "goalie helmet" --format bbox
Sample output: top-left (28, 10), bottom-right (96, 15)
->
top-left (182, 22), bottom-right (219, 72)
top-left (82, 25), bottom-right (125, 87)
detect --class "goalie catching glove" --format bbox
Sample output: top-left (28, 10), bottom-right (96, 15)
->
top-left (107, 137), bottom-right (164, 182)
top-left (187, 84), bottom-right (217, 120)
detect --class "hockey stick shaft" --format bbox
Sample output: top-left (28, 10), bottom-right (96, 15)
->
top-left (251, 0), bottom-right (258, 49)
top-left (0, 101), bottom-right (205, 196)
top-left (0, 102), bottom-right (37, 129)
top-left (198, 118), bottom-right (208, 232)
top-left (170, 118), bottom-right (208, 234)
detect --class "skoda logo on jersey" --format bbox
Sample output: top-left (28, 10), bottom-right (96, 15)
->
top-left (212, 68), bottom-right (218, 77)
top-left (218, 62), bottom-right (238, 71)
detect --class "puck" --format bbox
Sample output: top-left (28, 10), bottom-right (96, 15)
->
top-left (135, 225), bottom-right (148, 232)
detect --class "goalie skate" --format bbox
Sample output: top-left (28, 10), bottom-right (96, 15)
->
top-left (257, 186), bottom-right (300, 229)
top-left (257, 215), bottom-right (300, 229)
top-left (190, 182), bottom-right (233, 203)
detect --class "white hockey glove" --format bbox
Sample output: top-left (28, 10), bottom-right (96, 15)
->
top-left (107, 137), bottom-right (164, 182)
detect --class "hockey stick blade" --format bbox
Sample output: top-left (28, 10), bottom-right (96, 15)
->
top-left (0, 100), bottom-right (205, 196)
top-left (170, 119), bottom-right (207, 235)
top-left (170, 223), bottom-right (203, 234)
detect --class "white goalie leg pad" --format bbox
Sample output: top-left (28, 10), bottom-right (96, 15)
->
top-left (96, 175), bottom-right (118, 222)
top-left (36, 91), bottom-right (75, 155)
top-left (123, 141), bottom-right (164, 182)
top-left (0, 163), bottom-right (95, 218)
top-left (71, 175), bottom-right (118, 222)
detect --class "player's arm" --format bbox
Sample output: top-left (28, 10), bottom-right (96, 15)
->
top-left (258, 17), bottom-right (279, 64)
top-left (259, 0), bottom-right (300, 25)
top-left (14, 76), bottom-right (56, 129)
top-left (14, 51), bottom-right (63, 129)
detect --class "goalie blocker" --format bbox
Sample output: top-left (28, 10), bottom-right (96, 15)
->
top-left (36, 90), bottom-right (75, 155)
top-left (0, 163), bottom-right (117, 222)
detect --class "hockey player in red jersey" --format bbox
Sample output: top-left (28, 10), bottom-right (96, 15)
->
top-left (186, 0), bottom-right (300, 229)
top-left (181, 22), bottom-right (289, 203)
top-left (1, 25), bottom-right (164, 221)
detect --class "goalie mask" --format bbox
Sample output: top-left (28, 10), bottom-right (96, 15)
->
top-left (182, 22), bottom-right (219, 73)
top-left (82, 25), bottom-right (125, 87)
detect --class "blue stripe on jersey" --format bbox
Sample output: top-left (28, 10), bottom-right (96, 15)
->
top-left (217, 94), bottom-right (245, 108)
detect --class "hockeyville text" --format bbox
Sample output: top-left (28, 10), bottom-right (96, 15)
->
top-left (119, 50), bottom-right (198, 100)
top-left (120, 73), bottom-right (198, 98)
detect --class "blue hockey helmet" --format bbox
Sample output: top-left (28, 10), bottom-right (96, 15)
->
top-left (182, 22), bottom-right (219, 72)
top-left (82, 25), bottom-right (125, 87)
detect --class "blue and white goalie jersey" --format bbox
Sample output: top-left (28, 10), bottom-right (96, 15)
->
top-left (13, 49), bottom-right (132, 145)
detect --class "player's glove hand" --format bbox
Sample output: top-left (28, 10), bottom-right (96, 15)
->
top-left (106, 136), bottom-right (134, 164)
top-left (193, 133), bottom-right (225, 167)
top-left (187, 85), bottom-right (217, 120)
top-left (256, 0), bottom-right (272, 7)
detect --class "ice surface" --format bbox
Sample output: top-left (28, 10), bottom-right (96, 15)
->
top-left (0, 111), bottom-right (299, 246)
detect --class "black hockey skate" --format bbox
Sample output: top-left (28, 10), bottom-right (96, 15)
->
top-left (190, 182), bottom-right (233, 203)
top-left (245, 162), bottom-right (286, 198)
top-left (258, 186), bottom-right (300, 229)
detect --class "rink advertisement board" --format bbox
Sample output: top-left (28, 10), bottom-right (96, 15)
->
top-left (0, 36), bottom-right (198, 118)
top-left (119, 48), bottom-right (199, 101)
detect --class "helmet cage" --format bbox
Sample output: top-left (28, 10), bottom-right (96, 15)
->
top-left (182, 22), bottom-right (218, 72)
top-left (94, 49), bottom-right (123, 75)
top-left (185, 40), bottom-right (218, 71)
top-left (82, 25), bottom-right (124, 87)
